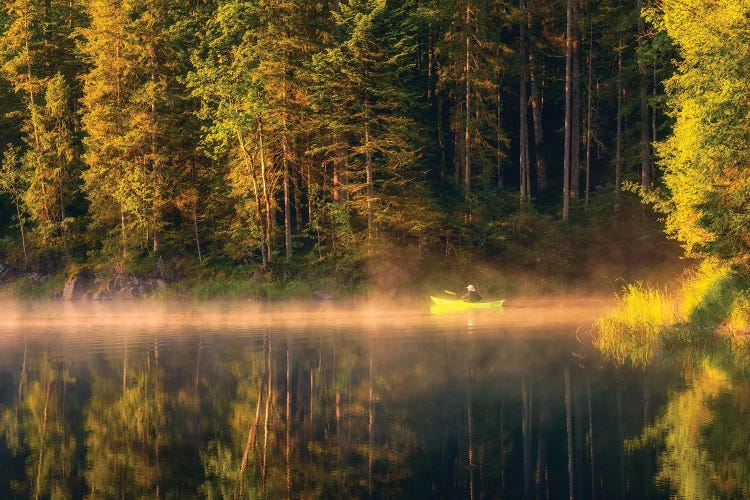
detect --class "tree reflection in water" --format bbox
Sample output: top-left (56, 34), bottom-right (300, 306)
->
top-left (0, 327), bottom-right (747, 497)
top-left (627, 345), bottom-right (750, 499)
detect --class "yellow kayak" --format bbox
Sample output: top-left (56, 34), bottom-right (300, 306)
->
top-left (429, 296), bottom-right (505, 313)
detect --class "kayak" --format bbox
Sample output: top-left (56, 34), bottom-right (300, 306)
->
top-left (429, 296), bottom-right (505, 312)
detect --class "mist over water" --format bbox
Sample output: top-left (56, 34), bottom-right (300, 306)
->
top-left (0, 298), bottom-right (745, 498)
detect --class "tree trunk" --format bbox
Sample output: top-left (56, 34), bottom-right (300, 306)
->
top-left (14, 201), bottom-right (28, 264)
top-left (193, 204), bottom-right (202, 264)
top-left (282, 130), bottom-right (292, 260)
top-left (571, 2), bottom-right (581, 200)
top-left (464, 1), bottom-right (471, 195)
top-left (238, 128), bottom-right (267, 267)
top-left (530, 51), bottom-right (546, 191)
top-left (519, 0), bottom-right (529, 203)
top-left (585, 23), bottom-right (593, 209)
top-left (150, 48), bottom-right (160, 254)
top-left (258, 121), bottom-right (273, 262)
top-left (365, 124), bottom-right (373, 242)
top-left (637, 0), bottom-right (650, 188)
top-left (496, 70), bottom-right (504, 189)
top-left (563, 0), bottom-right (573, 221)
top-left (615, 38), bottom-right (623, 203)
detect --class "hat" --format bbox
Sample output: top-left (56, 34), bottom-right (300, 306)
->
top-left (466, 285), bottom-right (476, 292)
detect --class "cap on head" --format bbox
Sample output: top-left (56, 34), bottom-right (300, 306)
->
top-left (466, 285), bottom-right (476, 292)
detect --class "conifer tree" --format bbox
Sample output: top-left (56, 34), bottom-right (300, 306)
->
top-left (311, 0), bottom-right (437, 247)
top-left (1, 1), bottom-right (83, 253)
top-left (82, 0), bottom-right (196, 259)
top-left (189, 0), bottom-right (278, 266)
top-left (22, 73), bottom-right (78, 247)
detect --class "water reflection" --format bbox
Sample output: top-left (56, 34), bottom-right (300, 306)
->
top-left (0, 302), bottom-right (746, 497)
top-left (627, 346), bottom-right (750, 498)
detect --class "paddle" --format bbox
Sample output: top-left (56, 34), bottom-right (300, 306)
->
top-left (443, 290), bottom-right (456, 296)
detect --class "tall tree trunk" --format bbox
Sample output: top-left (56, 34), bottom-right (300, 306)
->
top-left (464, 1), bottom-right (471, 195)
top-left (258, 121), bottom-right (273, 262)
top-left (24, 25), bottom-right (39, 148)
top-left (571, 2), bottom-right (581, 200)
top-left (193, 203), bottom-right (202, 264)
top-left (150, 47), bottom-right (160, 254)
top-left (585, 23), bottom-right (593, 209)
top-left (14, 201), bottom-right (28, 264)
top-left (237, 128), bottom-right (267, 267)
top-left (637, 0), bottom-right (650, 188)
top-left (519, 0), bottom-right (529, 203)
top-left (615, 38), bottom-right (623, 204)
top-left (652, 65), bottom-right (657, 182)
top-left (563, 0), bottom-right (573, 221)
top-left (496, 70), bottom-right (504, 189)
top-left (365, 124), bottom-right (373, 242)
top-left (530, 51), bottom-right (546, 191)
top-left (282, 131), bottom-right (292, 260)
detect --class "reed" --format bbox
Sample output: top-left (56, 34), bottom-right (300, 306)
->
top-left (595, 260), bottom-right (750, 365)
top-left (595, 283), bottom-right (676, 366)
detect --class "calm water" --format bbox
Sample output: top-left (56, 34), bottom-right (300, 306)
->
top-left (0, 300), bottom-right (747, 498)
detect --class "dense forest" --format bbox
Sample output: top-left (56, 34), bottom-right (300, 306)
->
top-left (0, 0), bottom-right (745, 296)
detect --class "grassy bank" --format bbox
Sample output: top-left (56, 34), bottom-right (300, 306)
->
top-left (595, 260), bottom-right (750, 366)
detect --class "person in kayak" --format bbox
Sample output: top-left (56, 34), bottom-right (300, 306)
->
top-left (462, 285), bottom-right (482, 302)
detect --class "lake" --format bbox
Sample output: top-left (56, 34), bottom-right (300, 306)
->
top-left (0, 299), bottom-right (747, 498)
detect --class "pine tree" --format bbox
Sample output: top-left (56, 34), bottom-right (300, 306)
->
top-left (22, 73), bottom-right (78, 247)
top-left (188, 0), bottom-right (277, 266)
top-left (82, 0), bottom-right (196, 260)
top-left (311, 0), bottom-right (437, 248)
top-left (1, 1), bottom-right (83, 253)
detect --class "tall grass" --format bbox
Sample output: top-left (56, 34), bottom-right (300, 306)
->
top-left (595, 283), bottom-right (676, 366)
top-left (595, 260), bottom-right (750, 365)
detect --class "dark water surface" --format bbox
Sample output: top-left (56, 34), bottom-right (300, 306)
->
top-left (0, 300), bottom-right (747, 498)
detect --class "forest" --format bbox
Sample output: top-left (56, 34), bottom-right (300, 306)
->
top-left (0, 0), bottom-right (747, 298)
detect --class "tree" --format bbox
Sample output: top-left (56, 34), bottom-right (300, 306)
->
top-left (21, 73), bottom-right (79, 248)
top-left (0, 1), bottom-right (83, 255)
top-left (311, 0), bottom-right (437, 249)
top-left (652, 0), bottom-right (750, 266)
top-left (562, 0), bottom-right (573, 221)
top-left (82, 0), bottom-right (197, 261)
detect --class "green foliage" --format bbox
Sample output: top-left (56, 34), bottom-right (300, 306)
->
top-left (650, 0), bottom-right (750, 266)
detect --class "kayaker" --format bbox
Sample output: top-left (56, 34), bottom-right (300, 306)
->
top-left (462, 285), bottom-right (482, 302)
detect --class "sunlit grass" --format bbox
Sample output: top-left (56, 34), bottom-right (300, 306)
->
top-left (595, 283), bottom-right (676, 366)
top-left (595, 260), bottom-right (750, 365)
